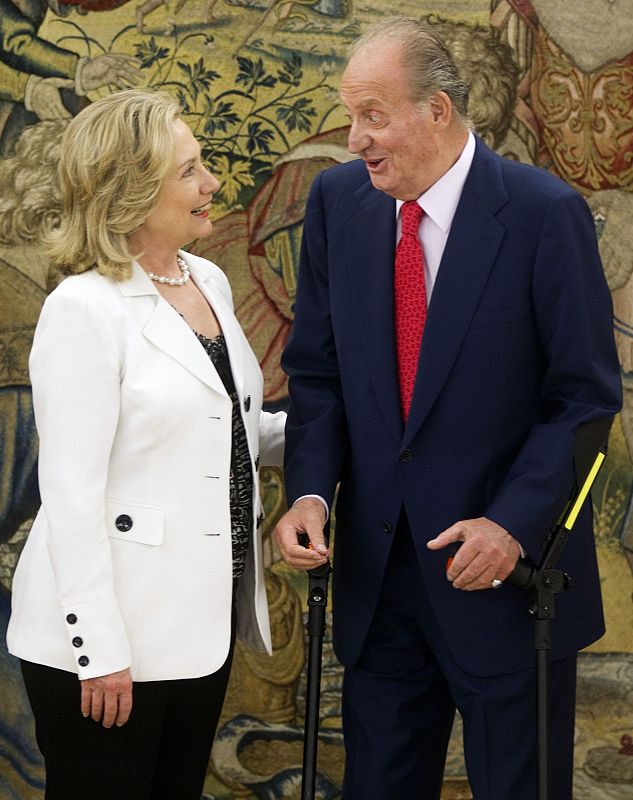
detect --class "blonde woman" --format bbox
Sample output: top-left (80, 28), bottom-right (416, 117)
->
top-left (7, 89), bottom-right (285, 800)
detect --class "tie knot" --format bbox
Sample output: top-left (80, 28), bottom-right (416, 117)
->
top-left (401, 201), bottom-right (423, 237)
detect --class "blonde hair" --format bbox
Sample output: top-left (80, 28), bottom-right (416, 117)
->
top-left (47, 89), bottom-right (181, 281)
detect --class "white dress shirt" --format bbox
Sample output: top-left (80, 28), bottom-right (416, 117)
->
top-left (395, 130), bottom-right (476, 303)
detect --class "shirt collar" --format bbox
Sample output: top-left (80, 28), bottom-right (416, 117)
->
top-left (396, 131), bottom-right (476, 233)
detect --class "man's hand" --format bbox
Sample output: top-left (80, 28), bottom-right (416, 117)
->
top-left (80, 667), bottom-right (133, 728)
top-left (273, 497), bottom-right (330, 569)
top-left (427, 517), bottom-right (520, 591)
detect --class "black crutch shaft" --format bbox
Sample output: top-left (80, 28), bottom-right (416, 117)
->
top-left (301, 560), bottom-right (330, 800)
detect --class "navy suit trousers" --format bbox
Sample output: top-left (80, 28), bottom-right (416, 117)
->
top-left (342, 514), bottom-right (577, 800)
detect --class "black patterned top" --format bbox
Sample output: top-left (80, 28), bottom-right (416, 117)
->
top-left (195, 331), bottom-right (254, 580)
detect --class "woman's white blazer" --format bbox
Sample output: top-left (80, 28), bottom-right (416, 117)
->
top-left (7, 252), bottom-right (285, 682)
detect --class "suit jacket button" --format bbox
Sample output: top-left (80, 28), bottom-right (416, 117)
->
top-left (255, 454), bottom-right (260, 471)
top-left (78, 656), bottom-right (90, 667)
top-left (399, 449), bottom-right (413, 463)
top-left (66, 613), bottom-right (77, 625)
top-left (244, 395), bottom-right (251, 412)
top-left (115, 514), bottom-right (133, 532)
top-left (72, 637), bottom-right (83, 648)
top-left (383, 521), bottom-right (393, 533)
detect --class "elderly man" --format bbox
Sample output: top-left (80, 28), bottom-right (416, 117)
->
top-left (273, 16), bottom-right (621, 800)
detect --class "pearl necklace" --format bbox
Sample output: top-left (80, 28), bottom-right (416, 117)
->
top-left (147, 255), bottom-right (191, 286)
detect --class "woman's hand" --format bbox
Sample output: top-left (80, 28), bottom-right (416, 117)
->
top-left (80, 668), bottom-right (133, 728)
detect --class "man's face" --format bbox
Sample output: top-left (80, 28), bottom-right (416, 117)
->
top-left (340, 41), bottom-right (442, 200)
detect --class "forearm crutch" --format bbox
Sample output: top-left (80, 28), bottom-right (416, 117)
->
top-left (507, 417), bottom-right (613, 800)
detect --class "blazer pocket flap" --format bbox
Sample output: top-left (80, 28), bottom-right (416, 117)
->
top-left (105, 500), bottom-right (164, 546)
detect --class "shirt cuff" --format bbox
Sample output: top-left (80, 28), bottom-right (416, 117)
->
top-left (293, 494), bottom-right (329, 522)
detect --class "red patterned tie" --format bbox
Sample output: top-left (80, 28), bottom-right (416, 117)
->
top-left (395, 200), bottom-right (427, 420)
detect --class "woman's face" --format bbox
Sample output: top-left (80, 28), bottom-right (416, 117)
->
top-left (137, 118), bottom-right (221, 250)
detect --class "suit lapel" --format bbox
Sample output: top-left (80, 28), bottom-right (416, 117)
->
top-left (348, 184), bottom-right (403, 441)
top-left (403, 142), bottom-right (508, 446)
top-left (121, 261), bottom-right (228, 397)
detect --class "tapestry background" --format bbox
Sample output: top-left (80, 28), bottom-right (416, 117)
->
top-left (1, 1), bottom-right (632, 798)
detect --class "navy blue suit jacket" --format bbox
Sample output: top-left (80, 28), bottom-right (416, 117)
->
top-left (282, 137), bottom-right (622, 677)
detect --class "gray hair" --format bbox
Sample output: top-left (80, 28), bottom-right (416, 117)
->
top-left (349, 16), bottom-right (471, 127)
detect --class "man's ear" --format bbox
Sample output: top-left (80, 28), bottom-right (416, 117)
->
top-left (428, 91), bottom-right (453, 127)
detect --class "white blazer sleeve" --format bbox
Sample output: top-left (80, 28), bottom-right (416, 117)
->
top-left (30, 285), bottom-right (132, 679)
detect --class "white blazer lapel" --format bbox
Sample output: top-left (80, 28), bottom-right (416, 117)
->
top-left (186, 255), bottom-right (245, 397)
top-left (122, 261), bottom-right (228, 397)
